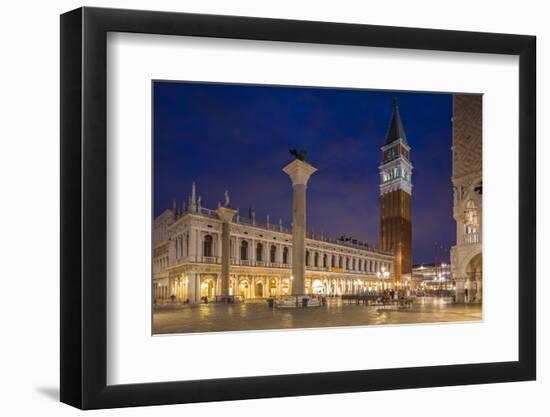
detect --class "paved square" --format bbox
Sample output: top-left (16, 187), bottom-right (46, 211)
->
top-left (153, 299), bottom-right (482, 334)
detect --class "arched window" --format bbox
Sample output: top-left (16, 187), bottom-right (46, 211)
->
top-left (339, 256), bottom-right (343, 269)
top-left (283, 247), bottom-right (288, 264)
top-left (331, 255), bottom-right (336, 268)
top-left (352, 258), bottom-right (356, 270)
top-left (256, 243), bottom-right (263, 261)
top-left (240, 240), bottom-right (248, 261)
top-left (323, 254), bottom-right (327, 268)
top-left (203, 235), bottom-right (213, 257)
top-left (270, 245), bottom-right (277, 263)
top-left (314, 252), bottom-right (319, 267)
top-left (346, 257), bottom-right (350, 270)
top-left (306, 250), bottom-right (310, 266)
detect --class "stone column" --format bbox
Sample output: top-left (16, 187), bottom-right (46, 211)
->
top-left (188, 272), bottom-right (200, 304)
top-left (476, 277), bottom-right (482, 302)
top-left (167, 273), bottom-right (174, 300)
top-left (455, 277), bottom-right (465, 303)
top-left (216, 206), bottom-right (237, 300)
top-left (168, 238), bottom-right (176, 266)
top-left (188, 228), bottom-right (197, 262)
top-left (283, 159), bottom-right (317, 296)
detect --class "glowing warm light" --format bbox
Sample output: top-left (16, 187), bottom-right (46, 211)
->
top-left (312, 279), bottom-right (324, 294)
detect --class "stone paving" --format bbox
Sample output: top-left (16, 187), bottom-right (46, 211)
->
top-left (153, 298), bottom-right (482, 335)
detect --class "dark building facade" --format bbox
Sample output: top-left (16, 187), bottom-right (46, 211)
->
top-left (379, 98), bottom-right (413, 283)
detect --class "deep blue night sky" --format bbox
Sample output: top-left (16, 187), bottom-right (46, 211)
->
top-left (153, 82), bottom-right (453, 264)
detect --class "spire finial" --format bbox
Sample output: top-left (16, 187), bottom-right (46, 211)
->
top-left (190, 182), bottom-right (197, 212)
top-left (384, 97), bottom-right (407, 145)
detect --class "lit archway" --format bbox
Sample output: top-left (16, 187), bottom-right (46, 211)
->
top-left (255, 281), bottom-right (264, 298)
top-left (200, 278), bottom-right (215, 298)
top-left (312, 279), bottom-right (324, 294)
top-left (269, 278), bottom-right (278, 296)
top-left (239, 279), bottom-right (250, 298)
top-left (282, 278), bottom-right (290, 295)
top-left (465, 253), bottom-right (482, 302)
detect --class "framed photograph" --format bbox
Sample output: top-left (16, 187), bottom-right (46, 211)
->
top-left (60, 6), bottom-right (536, 409)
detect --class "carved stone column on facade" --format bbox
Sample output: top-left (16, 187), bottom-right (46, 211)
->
top-left (283, 159), bottom-right (317, 296)
top-left (216, 206), bottom-right (237, 300)
top-left (187, 272), bottom-right (200, 304)
top-left (475, 277), bottom-right (482, 302)
top-left (167, 273), bottom-right (174, 299)
top-left (455, 276), bottom-right (466, 303)
top-left (168, 237), bottom-right (176, 266)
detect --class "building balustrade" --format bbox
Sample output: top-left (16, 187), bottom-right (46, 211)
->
top-left (198, 207), bottom-right (218, 218)
top-left (175, 204), bottom-right (392, 257)
top-left (170, 254), bottom-right (391, 277)
top-left (463, 232), bottom-right (480, 244)
top-left (202, 256), bottom-right (219, 264)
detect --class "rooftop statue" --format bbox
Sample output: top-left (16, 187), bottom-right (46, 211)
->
top-left (224, 190), bottom-right (230, 207)
top-left (289, 148), bottom-right (307, 161)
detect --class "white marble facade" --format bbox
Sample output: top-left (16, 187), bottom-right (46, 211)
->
top-left (153, 185), bottom-right (395, 304)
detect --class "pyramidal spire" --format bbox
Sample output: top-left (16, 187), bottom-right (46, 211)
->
top-left (384, 97), bottom-right (407, 145)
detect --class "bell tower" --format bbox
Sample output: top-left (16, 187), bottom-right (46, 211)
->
top-left (379, 98), bottom-right (413, 284)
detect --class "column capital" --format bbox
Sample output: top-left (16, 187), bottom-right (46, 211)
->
top-left (216, 206), bottom-right (238, 223)
top-left (283, 159), bottom-right (318, 186)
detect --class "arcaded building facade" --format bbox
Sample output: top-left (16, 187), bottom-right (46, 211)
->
top-left (153, 183), bottom-right (395, 304)
top-left (450, 94), bottom-right (483, 303)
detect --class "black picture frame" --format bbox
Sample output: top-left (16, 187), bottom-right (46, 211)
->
top-left (60, 6), bottom-right (536, 410)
